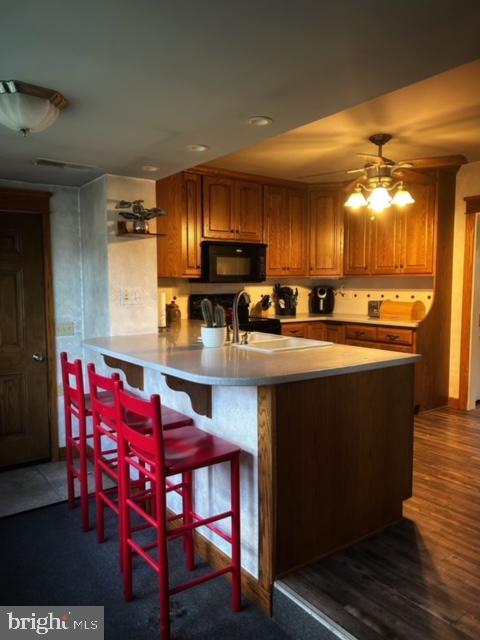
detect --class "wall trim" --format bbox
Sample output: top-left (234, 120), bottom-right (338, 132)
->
top-left (459, 197), bottom-right (480, 409)
top-left (448, 397), bottom-right (460, 409)
top-left (0, 186), bottom-right (59, 462)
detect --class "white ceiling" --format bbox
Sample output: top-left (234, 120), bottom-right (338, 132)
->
top-left (1, 1), bottom-right (480, 187)
top-left (207, 59), bottom-right (480, 181)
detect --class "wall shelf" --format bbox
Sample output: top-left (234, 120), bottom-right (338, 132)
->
top-left (116, 220), bottom-right (166, 239)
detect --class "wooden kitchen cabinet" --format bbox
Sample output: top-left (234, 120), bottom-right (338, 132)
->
top-left (344, 181), bottom-right (436, 276)
top-left (281, 322), bottom-right (309, 338)
top-left (309, 189), bottom-right (343, 276)
top-left (265, 185), bottom-right (308, 277)
top-left (156, 172), bottom-right (202, 278)
top-left (202, 176), bottom-right (263, 241)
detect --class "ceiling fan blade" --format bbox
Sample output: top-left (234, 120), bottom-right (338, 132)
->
top-left (297, 168), bottom-right (353, 179)
top-left (402, 155), bottom-right (467, 169)
top-left (391, 167), bottom-right (434, 184)
top-left (357, 153), bottom-right (396, 165)
top-left (346, 168), bottom-right (365, 174)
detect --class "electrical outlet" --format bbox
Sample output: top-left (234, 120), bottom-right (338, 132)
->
top-left (120, 287), bottom-right (143, 305)
top-left (56, 321), bottom-right (75, 336)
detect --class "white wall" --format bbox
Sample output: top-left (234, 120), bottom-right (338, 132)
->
top-left (449, 161), bottom-right (480, 401)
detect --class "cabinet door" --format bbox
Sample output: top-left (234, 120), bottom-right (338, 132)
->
top-left (398, 183), bottom-right (435, 274)
top-left (265, 185), bottom-right (288, 276)
top-left (286, 188), bottom-right (308, 276)
top-left (182, 173), bottom-right (202, 276)
top-left (309, 190), bottom-right (343, 276)
top-left (307, 322), bottom-right (326, 340)
top-left (282, 323), bottom-right (308, 338)
top-left (344, 209), bottom-right (371, 274)
top-left (235, 180), bottom-right (263, 241)
top-left (325, 323), bottom-right (344, 344)
top-left (369, 211), bottom-right (401, 275)
top-left (202, 176), bottom-right (235, 239)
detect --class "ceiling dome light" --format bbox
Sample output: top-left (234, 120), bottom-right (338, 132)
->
top-left (368, 186), bottom-right (392, 213)
top-left (391, 185), bottom-right (415, 207)
top-left (141, 165), bottom-right (159, 172)
top-left (187, 144), bottom-right (209, 152)
top-left (0, 80), bottom-right (68, 136)
top-left (248, 115), bottom-right (273, 126)
top-left (345, 186), bottom-right (368, 209)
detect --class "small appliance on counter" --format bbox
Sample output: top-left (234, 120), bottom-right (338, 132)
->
top-left (368, 300), bottom-right (383, 318)
top-left (188, 293), bottom-right (281, 334)
top-left (310, 286), bottom-right (335, 315)
top-left (274, 285), bottom-right (298, 317)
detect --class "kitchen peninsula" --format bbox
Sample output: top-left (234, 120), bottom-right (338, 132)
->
top-left (84, 325), bottom-right (420, 613)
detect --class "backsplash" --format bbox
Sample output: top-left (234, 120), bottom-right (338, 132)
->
top-left (158, 276), bottom-right (434, 320)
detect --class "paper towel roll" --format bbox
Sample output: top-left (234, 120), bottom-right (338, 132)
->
top-left (159, 291), bottom-right (167, 328)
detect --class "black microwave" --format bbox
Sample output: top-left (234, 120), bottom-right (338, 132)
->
top-left (201, 241), bottom-right (267, 283)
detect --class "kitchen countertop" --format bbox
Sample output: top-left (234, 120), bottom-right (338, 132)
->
top-left (271, 312), bottom-right (421, 328)
top-left (84, 321), bottom-right (421, 387)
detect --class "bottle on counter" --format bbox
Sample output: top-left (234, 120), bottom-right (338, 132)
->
top-left (166, 296), bottom-right (181, 326)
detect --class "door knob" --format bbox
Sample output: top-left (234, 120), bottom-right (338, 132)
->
top-left (32, 352), bottom-right (45, 362)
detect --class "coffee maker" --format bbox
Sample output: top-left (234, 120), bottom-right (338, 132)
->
top-left (310, 286), bottom-right (335, 314)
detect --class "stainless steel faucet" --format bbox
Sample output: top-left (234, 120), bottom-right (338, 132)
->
top-left (232, 289), bottom-right (251, 344)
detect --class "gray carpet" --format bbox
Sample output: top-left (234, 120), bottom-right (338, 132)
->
top-left (0, 501), bottom-right (291, 639)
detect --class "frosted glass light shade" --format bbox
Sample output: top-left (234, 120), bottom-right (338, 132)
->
top-left (0, 92), bottom-right (60, 134)
top-left (391, 186), bottom-right (415, 207)
top-left (368, 186), bottom-right (392, 212)
top-left (345, 188), bottom-right (368, 209)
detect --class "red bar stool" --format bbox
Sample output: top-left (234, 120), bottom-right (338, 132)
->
top-left (115, 382), bottom-right (242, 640)
top-left (61, 352), bottom-right (99, 531)
top-left (87, 364), bottom-right (194, 546)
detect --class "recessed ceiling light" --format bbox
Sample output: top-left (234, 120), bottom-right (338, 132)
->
top-left (247, 115), bottom-right (273, 127)
top-left (141, 165), bottom-right (159, 172)
top-left (187, 144), bottom-right (210, 152)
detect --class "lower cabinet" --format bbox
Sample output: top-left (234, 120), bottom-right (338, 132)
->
top-left (282, 323), bottom-right (309, 338)
top-left (282, 321), bottom-right (344, 343)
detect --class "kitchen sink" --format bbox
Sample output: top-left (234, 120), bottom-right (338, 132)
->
top-left (232, 332), bottom-right (333, 353)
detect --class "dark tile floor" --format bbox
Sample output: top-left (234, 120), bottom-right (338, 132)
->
top-left (0, 460), bottom-right (103, 517)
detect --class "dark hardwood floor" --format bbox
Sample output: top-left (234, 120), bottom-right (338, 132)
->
top-left (281, 407), bottom-right (480, 639)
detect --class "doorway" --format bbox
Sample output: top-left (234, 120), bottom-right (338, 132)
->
top-left (0, 188), bottom-right (57, 467)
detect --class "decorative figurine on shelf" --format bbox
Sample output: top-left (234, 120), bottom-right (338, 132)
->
top-left (115, 199), bottom-right (167, 234)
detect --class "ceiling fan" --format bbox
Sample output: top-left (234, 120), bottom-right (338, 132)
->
top-left (300, 133), bottom-right (466, 213)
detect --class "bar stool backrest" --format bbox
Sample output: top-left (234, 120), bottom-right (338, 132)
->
top-left (60, 352), bottom-right (86, 420)
top-left (87, 363), bottom-right (120, 429)
top-left (114, 382), bottom-right (165, 474)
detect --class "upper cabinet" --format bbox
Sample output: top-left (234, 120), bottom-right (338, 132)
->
top-left (344, 181), bottom-right (436, 276)
top-left (264, 186), bottom-right (308, 277)
top-left (156, 172), bottom-right (202, 278)
top-left (202, 176), bottom-right (263, 242)
top-left (309, 189), bottom-right (343, 276)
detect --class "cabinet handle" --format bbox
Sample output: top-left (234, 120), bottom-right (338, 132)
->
top-left (236, 229), bottom-right (240, 234)
top-left (230, 229), bottom-right (235, 233)
top-left (354, 331), bottom-right (365, 337)
top-left (400, 264), bottom-right (404, 269)
top-left (395, 265), bottom-right (398, 269)
top-left (364, 265), bottom-right (368, 270)
top-left (386, 334), bottom-right (399, 341)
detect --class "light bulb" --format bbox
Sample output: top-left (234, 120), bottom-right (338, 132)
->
top-left (345, 187), bottom-right (368, 209)
top-left (392, 186), bottom-right (415, 207)
top-left (367, 186), bottom-right (392, 213)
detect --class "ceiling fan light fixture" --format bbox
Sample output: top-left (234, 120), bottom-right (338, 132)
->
top-left (367, 186), bottom-right (392, 212)
top-left (0, 80), bottom-right (68, 135)
top-left (391, 185), bottom-right (415, 207)
top-left (345, 186), bottom-right (368, 209)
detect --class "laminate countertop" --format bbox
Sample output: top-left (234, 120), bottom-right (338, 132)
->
top-left (271, 312), bottom-right (420, 328)
top-left (84, 321), bottom-right (421, 387)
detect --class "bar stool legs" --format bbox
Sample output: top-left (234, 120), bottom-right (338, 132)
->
top-left (231, 453), bottom-right (241, 612)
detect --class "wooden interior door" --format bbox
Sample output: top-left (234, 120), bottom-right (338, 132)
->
top-left (0, 212), bottom-right (50, 467)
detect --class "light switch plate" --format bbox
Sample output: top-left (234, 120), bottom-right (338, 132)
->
top-left (56, 321), bottom-right (75, 336)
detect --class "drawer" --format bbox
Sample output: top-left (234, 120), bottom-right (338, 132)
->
top-left (282, 323), bottom-right (308, 338)
top-left (376, 327), bottom-right (414, 346)
top-left (344, 324), bottom-right (377, 341)
top-left (377, 342), bottom-right (414, 354)
top-left (345, 339), bottom-right (379, 349)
